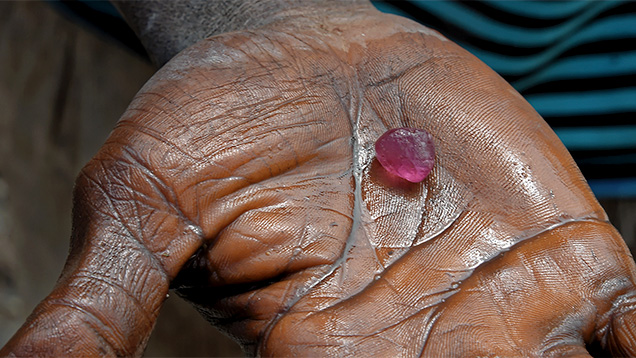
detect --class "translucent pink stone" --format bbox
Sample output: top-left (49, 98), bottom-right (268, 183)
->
top-left (374, 127), bottom-right (435, 183)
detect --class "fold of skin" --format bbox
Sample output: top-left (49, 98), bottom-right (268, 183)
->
top-left (2, 5), bottom-right (636, 357)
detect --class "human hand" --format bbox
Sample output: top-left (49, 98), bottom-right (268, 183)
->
top-left (2, 3), bottom-right (635, 357)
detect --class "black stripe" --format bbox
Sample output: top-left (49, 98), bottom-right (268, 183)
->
top-left (460, 0), bottom-right (586, 29)
top-left (520, 73), bottom-right (636, 95)
top-left (571, 147), bottom-right (636, 179)
top-left (497, 37), bottom-right (636, 81)
top-left (557, 38), bottom-right (636, 60)
top-left (571, 147), bottom-right (636, 160)
top-left (596, 1), bottom-right (636, 22)
top-left (577, 163), bottom-right (636, 179)
top-left (544, 112), bottom-right (636, 128)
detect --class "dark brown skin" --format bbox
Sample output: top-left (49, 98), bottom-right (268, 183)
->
top-left (3, 2), bottom-right (636, 357)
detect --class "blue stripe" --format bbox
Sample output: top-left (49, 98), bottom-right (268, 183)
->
top-left (410, 0), bottom-right (618, 48)
top-left (484, 0), bottom-right (597, 20)
top-left (553, 126), bottom-right (636, 151)
top-left (587, 178), bottom-right (636, 198)
top-left (526, 87), bottom-right (636, 117)
top-left (513, 51), bottom-right (636, 92)
top-left (459, 14), bottom-right (636, 76)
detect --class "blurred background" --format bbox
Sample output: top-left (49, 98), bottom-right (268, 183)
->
top-left (0, 1), bottom-right (634, 356)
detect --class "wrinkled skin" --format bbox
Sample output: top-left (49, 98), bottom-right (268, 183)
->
top-left (3, 5), bottom-right (636, 357)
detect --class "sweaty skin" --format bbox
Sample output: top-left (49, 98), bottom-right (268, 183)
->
top-left (2, 2), bottom-right (636, 357)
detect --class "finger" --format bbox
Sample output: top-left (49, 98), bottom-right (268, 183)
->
top-left (0, 158), bottom-right (204, 356)
top-left (0, 230), bottom-right (167, 357)
top-left (606, 294), bottom-right (636, 356)
top-left (594, 226), bottom-right (636, 356)
top-left (417, 220), bottom-right (617, 357)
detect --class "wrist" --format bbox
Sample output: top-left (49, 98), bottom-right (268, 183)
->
top-left (113, 0), bottom-right (373, 66)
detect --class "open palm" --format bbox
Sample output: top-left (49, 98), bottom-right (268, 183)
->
top-left (3, 6), bottom-right (635, 357)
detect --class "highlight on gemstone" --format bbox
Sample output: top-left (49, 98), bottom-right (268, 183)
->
top-left (374, 127), bottom-right (435, 183)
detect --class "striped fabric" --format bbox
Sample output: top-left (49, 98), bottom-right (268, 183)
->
top-left (374, 0), bottom-right (636, 198)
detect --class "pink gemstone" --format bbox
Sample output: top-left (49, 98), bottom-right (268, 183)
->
top-left (374, 127), bottom-right (435, 183)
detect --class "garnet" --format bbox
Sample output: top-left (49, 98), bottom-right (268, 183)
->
top-left (374, 127), bottom-right (435, 183)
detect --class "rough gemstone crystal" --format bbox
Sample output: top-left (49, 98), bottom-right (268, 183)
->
top-left (374, 127), bottom-right (435, 183)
